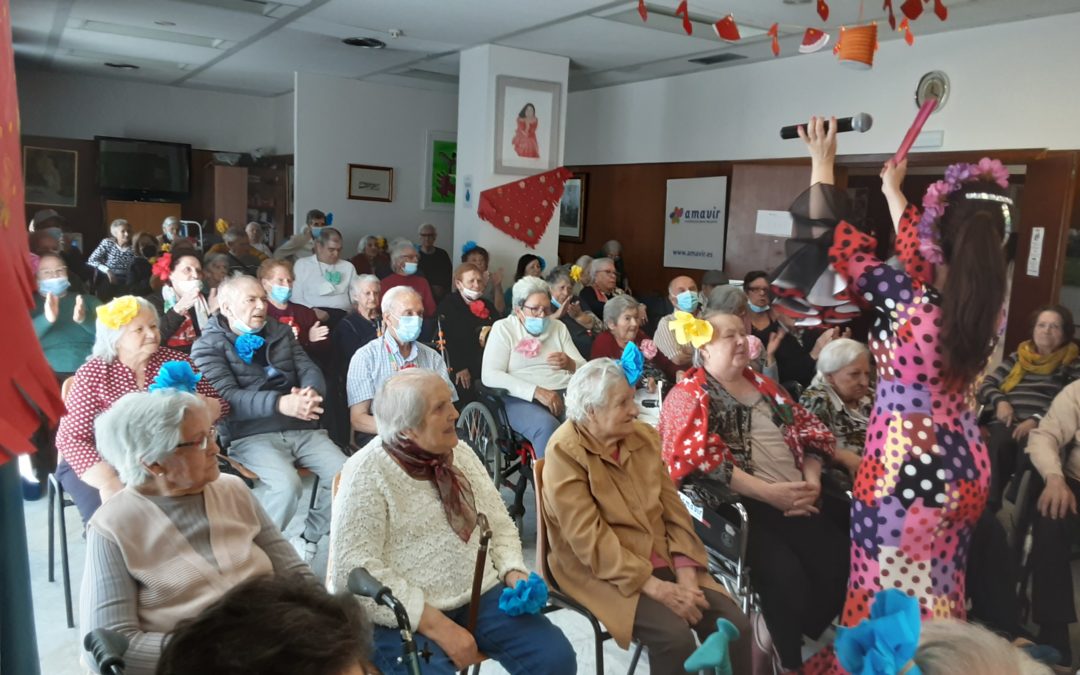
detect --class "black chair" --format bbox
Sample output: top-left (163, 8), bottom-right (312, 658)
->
top-left (47, 473), bottom-right (75, 629)
top-left (679, 479), bottom-right (757, 615)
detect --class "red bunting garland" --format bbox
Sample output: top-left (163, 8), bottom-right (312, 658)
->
top-left (713, 14), bottom-right (740, 41)
top-left (899, 18), bottom-right (914, 45)
top-left (638, 0), bottom-right (648, 22)
top-left (883, 0), bottom-right (897, 30)
top-left (817, 0), bottom-right (830, 22)
top-left (675, 0), bottom-right (692, 35)
top-left (477, 168), bottom-right (573, 249)
top-left (768, 23), bottom-right (780, 57)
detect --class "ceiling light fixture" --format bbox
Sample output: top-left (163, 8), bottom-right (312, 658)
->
top-left (342, 37), bottom-right (386, 48)
top-left (104, 62), bottom-right (140, 70)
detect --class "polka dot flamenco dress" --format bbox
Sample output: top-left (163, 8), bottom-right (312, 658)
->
top-left (802, 201), bottom-right (990, 674)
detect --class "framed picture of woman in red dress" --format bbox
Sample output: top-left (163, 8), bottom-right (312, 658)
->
top-left (494, 75), bottom-right (562, 176)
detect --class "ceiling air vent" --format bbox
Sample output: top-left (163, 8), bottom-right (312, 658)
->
top-left (688, 53), bottom-right (747, 66)
top-left (343, 37), bottom-right (386, 49)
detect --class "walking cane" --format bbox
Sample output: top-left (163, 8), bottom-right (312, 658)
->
top-left (461, 512), bottom-right (492, 675)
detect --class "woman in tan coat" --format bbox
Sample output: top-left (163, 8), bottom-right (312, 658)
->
top-left (541, 359), bottom-right (752, 675)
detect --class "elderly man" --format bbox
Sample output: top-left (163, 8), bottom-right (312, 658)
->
top-left (291, 227), bottom-right (356, 323)
top-left (246, 221), bottom-right (273, 257)
top-left (416, 223), bottom-right (453, 303)
top-left (346, 286), bottom-right (455, 445)
top-left (653, 275), bottom-right (701, 367)
top-left (207, 225), bottom-right (267, 273)
top-left (192, 274), bottom-right (346, 562)
top-left (578, 256), bottom-right (619, 317)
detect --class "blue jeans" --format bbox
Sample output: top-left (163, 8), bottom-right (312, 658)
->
top-left (371, 586), bottom-right (576, 675)
top-left (502, 397), bottom-right (561, 459)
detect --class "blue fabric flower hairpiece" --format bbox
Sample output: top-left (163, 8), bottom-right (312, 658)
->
top-left (461, 240), bottom-right (478, 256)
top-left (235, 333), bottom-right (267, 365)
top-left (835, 589), bottom-right (923, 675)
top-left (148, 360), bottom-right (202, 394)
top-left (498, 572), bottom-right (549, 616)
top-left (325, 212), bottom-right (334, 225)
top-left (620, 342), bottom-right (644, 386)
top-left (537, 256), bottom-right (547, 272)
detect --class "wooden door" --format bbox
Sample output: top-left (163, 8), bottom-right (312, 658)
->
top-left (212, 165), bottom-right (248, 228)
top-left (104, 200), bottom-right (181, 236)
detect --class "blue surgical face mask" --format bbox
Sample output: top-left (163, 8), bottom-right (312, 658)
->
top-left (309, 226), bottom-right (324, 239)
top-left (748, 301), bottom-right (771, 314)
top-left (230, 316), bottom-right (257, 335)
top-left (395, 315), bottom-right (422, 343)
top-left (38, 277), bottom-right (70, 296)
top-left (269, 285), bottom-right (292, 304)
top-left (402, 261), bottom-right (419, 276)
top-left (524, 316), bottom-right (548, 336)
top-left (676, 290), bottom-right (700, 312)
top-left (551, 297), bottom-right (561, 309)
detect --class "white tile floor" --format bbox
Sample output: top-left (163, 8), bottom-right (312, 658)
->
top-left (25, 477), bottom-right (649, 675)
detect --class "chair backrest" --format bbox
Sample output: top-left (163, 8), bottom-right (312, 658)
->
top-left (532, 458), bottom-right (555, 585)
top-left (61, 376), bottom-right (76, 404)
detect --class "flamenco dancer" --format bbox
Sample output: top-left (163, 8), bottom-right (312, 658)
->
top-left (791, 118), bottom-right (1014, 673)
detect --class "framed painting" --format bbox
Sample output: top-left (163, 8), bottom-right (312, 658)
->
top-left (494, 75), bottom-right (561, 176)
top-left (24, 146), bottom-right (77, 207)
top-left (558, 172), bottom-right (587, 242)
top-left (423, 131), bottom-right (457, 211)
top-left (348, 163), bottom-right (394, 202)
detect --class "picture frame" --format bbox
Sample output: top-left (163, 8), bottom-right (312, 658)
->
top-left (558, 172), bottom-right (587, 243)
top-left (24, 146), bottom-right (78, 207)
top-left (423, 131), bottom-right (457, 211)
top-left (347, 163), bottom-right (394, 202)
top-left (494, 75), bottom-right (562, 176)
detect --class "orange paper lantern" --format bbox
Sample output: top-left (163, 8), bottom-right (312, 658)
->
top-left (835, 23), bottom-right (878, 69)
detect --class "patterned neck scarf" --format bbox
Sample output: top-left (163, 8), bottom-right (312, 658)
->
top-left (383, 436), bottom-right (478, 542)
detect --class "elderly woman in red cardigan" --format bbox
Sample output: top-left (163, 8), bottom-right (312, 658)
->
top-left (657, 311), bottom-right (849, 672)
top-left (591, 294), bottom-right (678, 387)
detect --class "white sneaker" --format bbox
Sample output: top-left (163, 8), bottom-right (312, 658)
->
top-left (290, 535), bottom-right (318, 563)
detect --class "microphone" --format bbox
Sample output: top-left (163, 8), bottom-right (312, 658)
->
top-left (348, 567), bottom-right (393, 606)
top-left (780, 113), bottom-right (873, 139)
top-left (83, 629), bottom-right (129, 675)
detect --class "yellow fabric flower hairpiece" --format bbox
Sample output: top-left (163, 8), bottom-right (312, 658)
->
top-left (96, 296), bottom-right (141, 330)
top-left (569, 265), bottom-right (582, 283)
top-left (669, 311), bottom-right (714, 348)
top-left (215, 218), bottom-right (229, 235)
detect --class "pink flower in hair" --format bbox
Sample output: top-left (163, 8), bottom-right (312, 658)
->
top-left (747, 334), bottom-right (764, 361)
top-left (640, 339), bottom-right (658, 360)
top-left (975, 157), bottom-right (1010, 189)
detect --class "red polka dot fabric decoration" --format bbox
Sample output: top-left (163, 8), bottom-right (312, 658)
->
top-left (0, 0), bottom-right (64, 463)
top-left (477, 167), bottom-right (572, 249)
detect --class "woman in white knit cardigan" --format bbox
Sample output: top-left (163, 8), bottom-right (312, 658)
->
top-left (328, 369), bottom-right (576, 675)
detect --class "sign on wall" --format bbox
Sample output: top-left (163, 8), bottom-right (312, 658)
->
top-left (663, 176), bottom-right (728, 270)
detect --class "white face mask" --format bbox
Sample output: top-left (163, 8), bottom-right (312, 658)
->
top-left (460, 287), bottom-right (482, 302)
top-left (173, 278), bottom-right (203, 295)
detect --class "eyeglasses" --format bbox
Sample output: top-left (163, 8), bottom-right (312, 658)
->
top-left (520, 304), bottom-right (551, 317)
top-left (38, 267), bottom-right (68, 279)
top-left (175, 428), bottom-right (218, 452)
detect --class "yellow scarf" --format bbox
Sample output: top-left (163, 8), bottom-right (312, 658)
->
top-left (1001, 340), bottom-right (1079, 393)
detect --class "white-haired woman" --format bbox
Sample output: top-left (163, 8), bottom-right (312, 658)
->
top-left (542, 360), bottom-right (752, 675)
top-left (591, 294), bottom-right (678, 384)
top-left (87, 218), bottom-right (135, 289)
top-left (82, 388), bottom-right (309, 675)
top-left (350, 234), bottom-right (392, 279)
top-left (55, 296), bottom-right (227, 524)
top-left (381, 240), bottom-right (436, 332)
top-left (657, 312), bottom-right (848, 671)
top-left (159, 216), bottom-right (182, 247)
top-left (799, 338), bottom-right (873, 479)
top-left (546, 267), bottom-right (601, 358)
top-left (579, 256), bottom-right (620, 317)
top-left (329, 369), bottom-right (576, 674)
top-left (481, 277), bottom-right (585, 458)
top-left (332, 274), bottom-right (382, 371)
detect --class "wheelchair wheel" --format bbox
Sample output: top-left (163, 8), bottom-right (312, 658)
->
top-left (457, 402), bottom-right (504, 485)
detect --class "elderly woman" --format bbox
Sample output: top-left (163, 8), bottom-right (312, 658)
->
top-left (332, 274), bottom-right (382, 370)
top-left (502, 254), bottom-right (544, 309)
top-left (703, 285), bottom-right (780, 381)
top-left (147, 252), bottom-right (215, 354)
top-left (350, 235), bottom-right (392, 278)
top-left (658, 312), bottom-right (848, 671)
top-left (82, 388), bottom-right (309, 675)
top-left (329, 370), bottom-right (575, 674)
top-left (33, 252), bottom-right (101, 379)
top-left (481, 277), bottom-right (585, 458)
top-left (202, 253), bottom-right (231, 290)
top-left (246, 220), bottom-right (273, 257)
top-left (542, 359), bottom-right (751, 675)
top-left (978, 304), bottom-right (1080, 511)
top-left (591, 294), bottom-right (678, 384)
top-left (799, 338), bottom-right (873, 480)
top-left (127, 233), bottom-right (158, 296)
top-left (258, 258), bottom-right (330, 358)
top-left (159, 216), bottom-right (182, 247)
top-left (437, 262), bottom-right (497, 400)
top-left (87, 218), bottom-right (135, 288)
top-left (461, 243), bottom-right (506, 315)
top-left (578, 256), bottom-right (619, 317)
top-left (55, 296), bottom-right (227, 524)
top-left (381, 240), bottom-right (437, 324)
top-left (546, 267), bottom-right (601, 358)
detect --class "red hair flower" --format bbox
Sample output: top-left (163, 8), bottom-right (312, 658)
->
top-left (152, 252), bottom-right (173, 281)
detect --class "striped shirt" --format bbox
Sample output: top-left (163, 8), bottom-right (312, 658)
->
top-left (87, 238), bottom-right (135, 277)
top-left (977, 351), bottom-right (1080, 421)
top-left (346, 334), bottom-right (456, 406)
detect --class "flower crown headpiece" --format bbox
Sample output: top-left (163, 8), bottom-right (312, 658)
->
top-left (152, 252), bottom-right (173, 281)
top-left (918, 157), bottom-right (1012, 265)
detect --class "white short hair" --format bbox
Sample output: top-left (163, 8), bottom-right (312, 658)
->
top-left (94, 390), bottom-right (208, 487)
top-left (702, 285), bottom-right (748, 316)
top-left (816, 338), bottom-right (870, 376)
top-left (603, 294), bottom-right (639, 326)
top-left (109, 218), bottom-right (129, 232)
top-left (565, 359), bottom-right (630, 423)
top-left (162, 216), bottom-right (179, 233)
top-left (350, 274), bottom-right (380, 302)
top-left (511, 276), bottom-right (550, 308)
top-left (601, 240), bottom-right (621, 255)
top-left (90, 297), bottom-right (159, 363)
top-left (216, 273), bottom-right (261, 313)
top-left (357, 235), bottom-right (379, 253)
top-left (915, 619), bottom-right (1051, 675)
top-left (389, 241), bottom-right (417, 267)
top-left (373, 370), bottom-right (451, 442)
top-left (381, 285), bottom-right (421, 315)
top-left (591, 257), bottom-right (615, 275)
top-left (418, 223), bottom-right (436, 235)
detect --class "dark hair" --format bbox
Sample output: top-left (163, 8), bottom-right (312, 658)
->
top-left (170, 252), bottom-right (201, 272)
top-left (461, 245), bottom-right (490, 264)
top-left (156, 575), bottom-right (374, 675)
top-left (514, 254), bottom-right (542, 281)
top-left (742, 271), bottom-right (769, 288)
top-left (1030, 304), bottom-right (1076, 346)
top-left (518, 103), bottom-right (536, 119)
top-left (305, 209), bottom-right (326, 225)
top-left (938, 181), bottom-right (1011, 390)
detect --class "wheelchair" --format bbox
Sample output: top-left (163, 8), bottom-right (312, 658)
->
top-left (456, 384), bottom-right (535, 529)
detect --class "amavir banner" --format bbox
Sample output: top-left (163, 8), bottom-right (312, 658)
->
top-left (662, 176), bottom-right (728, 270)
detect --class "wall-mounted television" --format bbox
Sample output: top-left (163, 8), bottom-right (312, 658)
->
top-left (96, 136), bottom-right (192, 201)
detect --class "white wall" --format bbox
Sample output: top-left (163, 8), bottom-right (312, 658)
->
top-left (17, 68), bottom-right (275, 151)
top-left (567, 12), bottom-right (1080, 165)
top-left (273, 90), bottom-right (295, 155)
top-left (294, 73), bottom-right (458, 254)
top-left (453, 45), bottom-right (569, 278)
